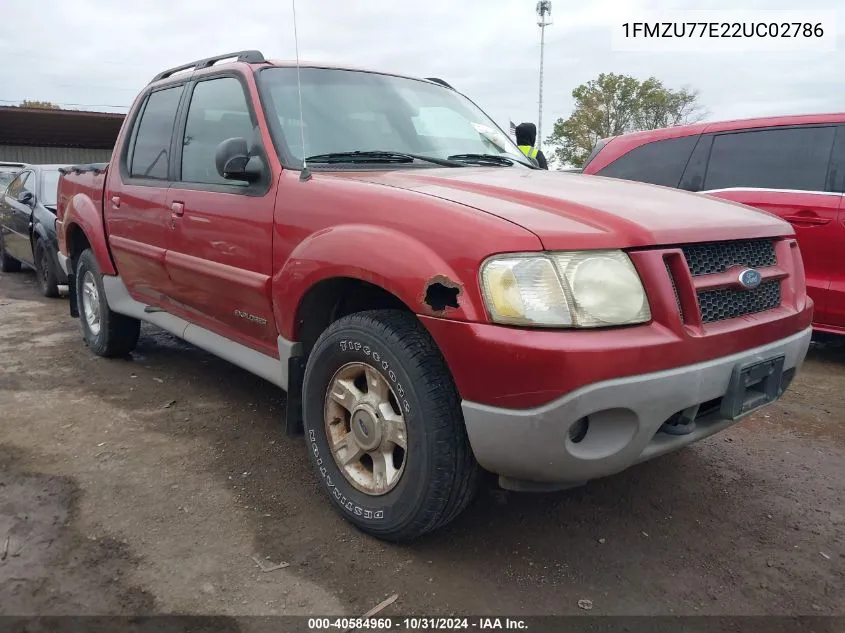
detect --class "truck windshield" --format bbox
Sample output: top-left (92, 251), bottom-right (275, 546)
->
top-left (258, 67), bottom-right (534, 168)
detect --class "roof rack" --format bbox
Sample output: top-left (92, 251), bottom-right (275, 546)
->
top-left (150, 50), bottom-right (266, 83)
top-left (425, 77), bottom-right (454, 90)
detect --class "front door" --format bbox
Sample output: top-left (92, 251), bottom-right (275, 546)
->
top-left (164, 74), bottom-right (278, 356)
top-left (104, 83), bottom-right (186, 305)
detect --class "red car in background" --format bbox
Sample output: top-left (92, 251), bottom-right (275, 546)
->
top-left (582, 114), bottom-right (845, 335)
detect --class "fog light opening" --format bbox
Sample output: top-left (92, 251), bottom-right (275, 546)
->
top-left (569, 417), bottom-right (590, 444)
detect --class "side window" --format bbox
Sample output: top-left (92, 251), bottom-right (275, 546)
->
top-left (704, 126), bottom-right (836, 192)
top-left (181, 77), bottom-right (254, 185)
top-left (22, 171), bottom-right (36, 196)
top-left (129, 85), bottom-right (184, 180)
top-left (596, 136), bottom-right (698, 188)
top-left (7, 171), bottom-right (30, 198)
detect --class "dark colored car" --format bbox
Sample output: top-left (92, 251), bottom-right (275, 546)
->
top-left (0, 163), bottom-right (70, 296)
top-left (581, 114), bottom-right (845, 335)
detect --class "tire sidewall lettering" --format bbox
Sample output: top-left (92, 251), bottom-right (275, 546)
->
top-left (306, 338), bottom-right (409, 523)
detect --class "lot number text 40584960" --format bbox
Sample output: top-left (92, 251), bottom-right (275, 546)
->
top-left (307, 617), bottom-right (528, 630)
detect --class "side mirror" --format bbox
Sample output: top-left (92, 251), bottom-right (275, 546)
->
top-left (17, 191), bottom-right (34, 206)
top-left (215, 137), bottom-right (264, 182)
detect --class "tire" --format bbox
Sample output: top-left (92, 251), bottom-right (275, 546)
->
top-left (0, 234), bottom-right (21, 273)
top-left (302, 309), bottom-right (479, 541)
top-left (34, 239), bottom-right (60, 298)
top-left (75, 248), bottom-right (140, 357)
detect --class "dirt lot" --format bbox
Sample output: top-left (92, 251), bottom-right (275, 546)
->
top-left (1, 269), bottom-right (843, 620)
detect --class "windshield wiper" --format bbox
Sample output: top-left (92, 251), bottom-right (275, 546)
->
top-left (305, 151), bottom-right (463, 167)
top-left (446, 153), bottom-right (517, 167)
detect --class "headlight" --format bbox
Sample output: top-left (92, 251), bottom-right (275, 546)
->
top-left (480, 250), bottom-right (651, 328)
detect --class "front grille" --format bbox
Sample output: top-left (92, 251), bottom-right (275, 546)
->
top-left (698, 280), bottom-right (781, 323)
top-left (681, 239), bottom-right (776, 276)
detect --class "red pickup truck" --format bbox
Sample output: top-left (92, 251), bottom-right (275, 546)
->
top-left (56, 51), bottom-right (812, 541)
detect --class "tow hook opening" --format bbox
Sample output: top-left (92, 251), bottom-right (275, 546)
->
top-left (568, 416), bottom-right (589, 443)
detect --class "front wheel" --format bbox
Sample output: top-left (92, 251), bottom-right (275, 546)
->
top-left (76, 249), bottom-right (141, 357)
top-left (302, 310), bottom-right (479, 542)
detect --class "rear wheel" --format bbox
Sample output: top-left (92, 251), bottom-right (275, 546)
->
top-left (302, 310), bottom-right (479, 542)
top-left (76, 249), bottom-right (140, 357)
top-left (0, 234), bottom-right (21, 273)
top-left (34, 239), bottom-right (60, 298)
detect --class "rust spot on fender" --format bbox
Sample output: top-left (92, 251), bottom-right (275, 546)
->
top-left (422, 275), bottom-right (462, 313)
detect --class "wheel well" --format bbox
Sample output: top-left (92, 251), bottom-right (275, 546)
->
top-left (295, 278), bottom-right (411, 356)
top-left (66, 225), bottom-right (91, 270)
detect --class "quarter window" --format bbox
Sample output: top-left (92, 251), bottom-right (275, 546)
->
top-left (596, 136), bottom-right (698, 188)
top-left (129, 85), bottom-right (184, 180)
top-left (704, 126), bottom-right (836, 192)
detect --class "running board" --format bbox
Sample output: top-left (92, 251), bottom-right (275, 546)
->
top-left (101, 276), bottom-right (287, 389)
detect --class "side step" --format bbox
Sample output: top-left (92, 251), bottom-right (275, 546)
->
top-left (101, 276), bottom-right (286, 389)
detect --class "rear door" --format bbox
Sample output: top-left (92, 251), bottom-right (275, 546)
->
top-left (697, 125), bottom-right (839, 325)
top-left (164, 73), bottom-right (278, 356)
top-left (105, 83), bottom-right (185, 304)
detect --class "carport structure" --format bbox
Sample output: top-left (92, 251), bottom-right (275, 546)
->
top-left (0, 106), bottom-right (124, 164)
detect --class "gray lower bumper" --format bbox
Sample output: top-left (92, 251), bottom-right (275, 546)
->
top-left (461, 327), bottom-right (812, 487)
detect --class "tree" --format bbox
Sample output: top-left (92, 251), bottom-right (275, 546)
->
top-left (19, 100), bottom-right (61, 109)
top-left (546, 73), bottom-right (705, 167)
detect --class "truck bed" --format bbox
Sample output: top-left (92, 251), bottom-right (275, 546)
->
top-left (57, 163), bottom-right (109, 225)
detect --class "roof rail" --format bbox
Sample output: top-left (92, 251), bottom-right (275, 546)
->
top-left (150, 50), bottom-right (266, 83)
top-left (425, 77), bottom-right (454, 90)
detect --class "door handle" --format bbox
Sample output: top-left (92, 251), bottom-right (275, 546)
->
top-left (783, 214), bottom-right (829, 226)
top-left (170, 202), bottom-right (185, 217)
top-left (111, 196), bottom-right (121, 209)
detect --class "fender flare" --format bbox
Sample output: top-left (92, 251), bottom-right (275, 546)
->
top-left (62, 192), bottom-right (116, 275)
top-left (272, 224), bottom-right (482, 340)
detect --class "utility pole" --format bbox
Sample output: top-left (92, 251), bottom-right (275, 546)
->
top-left (536, 1), bottom-right (552, 151)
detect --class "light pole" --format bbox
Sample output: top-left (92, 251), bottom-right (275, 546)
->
top-left (536, 0), bottom-right (552, 151)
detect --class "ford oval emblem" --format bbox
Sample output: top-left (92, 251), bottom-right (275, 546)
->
top-left (738, 268), bottom-right (762, 290)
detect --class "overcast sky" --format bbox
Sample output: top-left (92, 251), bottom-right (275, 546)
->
top-left (1, 0), bottom-right (842, 143)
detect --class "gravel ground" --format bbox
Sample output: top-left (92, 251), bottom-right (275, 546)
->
top-left (0, 269), bottom-right (842, 621)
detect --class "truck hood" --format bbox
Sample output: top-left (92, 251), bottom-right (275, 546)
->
top-left (341, 168), bottom-right (792, 250)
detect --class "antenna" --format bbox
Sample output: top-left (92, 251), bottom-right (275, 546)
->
top-left (292, 0), bottom-right (311, 181)
top-left (536, 0), bottom-right (552, 152)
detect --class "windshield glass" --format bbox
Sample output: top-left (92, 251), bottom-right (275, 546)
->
top-left (258, 67), bottom-right (533, 168)
top-left (41, 170), bottom-right (60, 206)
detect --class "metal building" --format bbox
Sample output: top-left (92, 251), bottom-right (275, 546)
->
top-left (0, 106), bottom-right (124, 164)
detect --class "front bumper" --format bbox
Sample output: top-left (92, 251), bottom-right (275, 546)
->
top-left (461, 327), bottom-right (811, 488)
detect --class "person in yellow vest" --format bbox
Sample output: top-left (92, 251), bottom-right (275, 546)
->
top-left (515, 122), bottom-right (548, 169)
